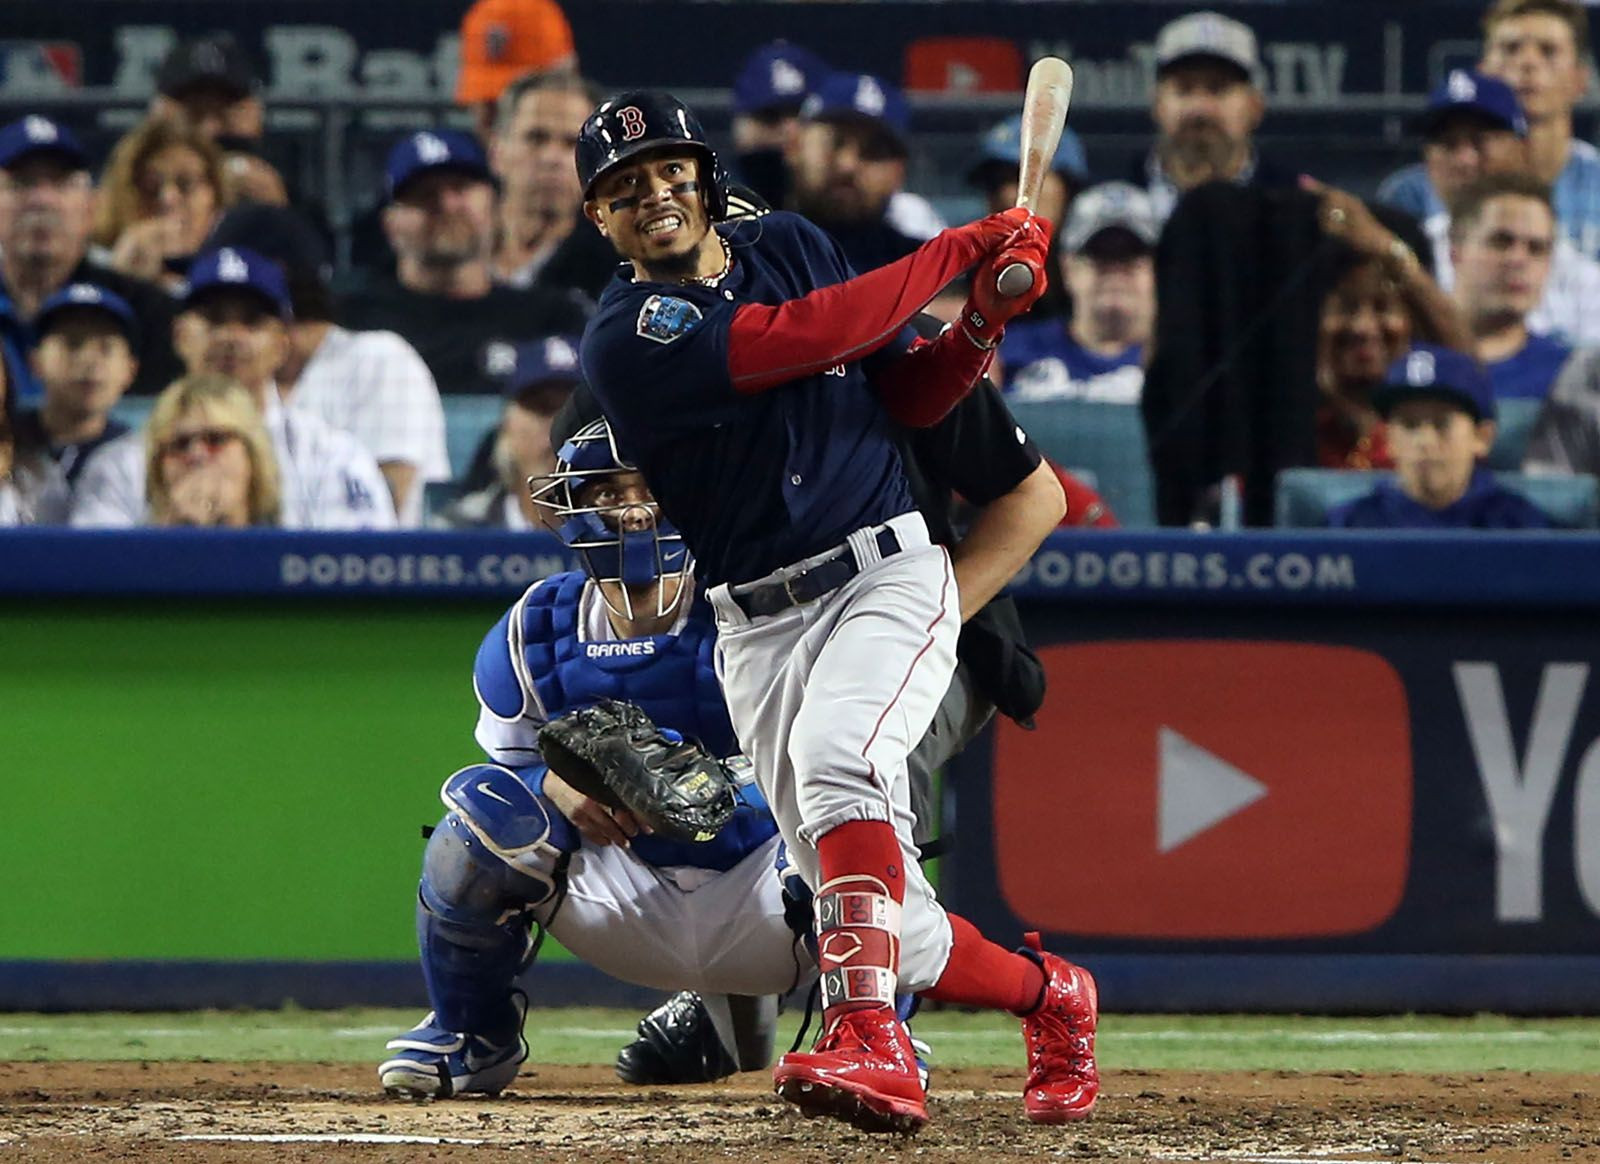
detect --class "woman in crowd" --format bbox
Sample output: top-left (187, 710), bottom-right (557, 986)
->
top-left (143, 374), bottom-right (279, 527)
top-left (1307, 178), bottom-right (1473, 469)
top-left (95, 119), bottom-right (228, 290)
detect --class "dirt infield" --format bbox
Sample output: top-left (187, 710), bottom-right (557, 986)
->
top-left (1, 1062), bottom-right (1593, 1163)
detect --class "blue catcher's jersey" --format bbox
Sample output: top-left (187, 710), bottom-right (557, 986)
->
top-left (471, 571), bottom-right (776, 871)
top-left (579, 211), bottom-right (917, 588)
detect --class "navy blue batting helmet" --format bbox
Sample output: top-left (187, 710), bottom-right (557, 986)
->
top-left (575, 91), bottom-right (728, 220)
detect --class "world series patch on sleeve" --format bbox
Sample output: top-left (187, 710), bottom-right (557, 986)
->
top-left (636, 294), bottom-right (704, 344)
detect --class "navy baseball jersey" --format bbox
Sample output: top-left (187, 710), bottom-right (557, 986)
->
top-left (580, 211), bottom-right (916, 587)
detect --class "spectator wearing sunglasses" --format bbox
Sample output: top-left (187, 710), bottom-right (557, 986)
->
top-left (143, 373), bottom-right (280, 527)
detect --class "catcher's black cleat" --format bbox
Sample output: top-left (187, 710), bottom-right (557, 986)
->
top-left (615, 991), bottom-right (738, 1084)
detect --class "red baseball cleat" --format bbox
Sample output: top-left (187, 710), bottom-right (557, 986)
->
top-left (1016, 932), bottom-right (1100, 1123)
top-left (773, 1007), bottom-right (929, 1135)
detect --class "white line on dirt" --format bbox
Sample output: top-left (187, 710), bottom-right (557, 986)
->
top-left (174, 1133), bottom-right (485, 1145)
top-left (1231, 1156), bottom-right (1463, 1164)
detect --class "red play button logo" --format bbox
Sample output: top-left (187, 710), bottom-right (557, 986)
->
top-left (992, 641), bottom-right (1413, 939)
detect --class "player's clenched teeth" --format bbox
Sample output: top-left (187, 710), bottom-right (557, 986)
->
top-left (641, 213), bottom-right (683, 239)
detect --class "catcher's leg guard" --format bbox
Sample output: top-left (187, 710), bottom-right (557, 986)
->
top-left (416, 812), bottom-right (551, 1039)
top-left (380, 812), bottom-right (556, 1100)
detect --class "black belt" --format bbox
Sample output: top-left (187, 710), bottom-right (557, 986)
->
top-left (731, 527), bottom-right (903, 619)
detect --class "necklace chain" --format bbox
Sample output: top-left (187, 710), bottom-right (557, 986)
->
top-left (686, 235), bottom-right (732, 287)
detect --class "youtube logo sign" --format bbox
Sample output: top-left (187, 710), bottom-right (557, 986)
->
top-left (993, 641), bottom-right (1413, 939)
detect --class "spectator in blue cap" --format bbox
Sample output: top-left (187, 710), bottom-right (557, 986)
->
top-left (730, 40), bottom-right (828, 208)
top-left (1327, 344), bottom-right (1549, 529)
top-left (788, 71), bottom-right (944, 272)
top-left (340, 128), bottom-right (591, 395)
top-left (1379, 69), bottom-right (1529, 227)
top-left (72, 245), bottom-right (395, 530)
top-left (14, 283), bottom-right (140, 508)
top-left (999, 182), bottom-right (1157, 405)
top-left (0, 115), bottom-right (181, 399)
top-left (434, 335), bottom-right (583, 530)
top-left (1380, 69), bottom-right (1600, 348)
top-left (209, 203), bottom-right (449, 527)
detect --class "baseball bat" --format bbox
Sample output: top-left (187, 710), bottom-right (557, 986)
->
top-left (996, 56), bottom-right (1075, 298)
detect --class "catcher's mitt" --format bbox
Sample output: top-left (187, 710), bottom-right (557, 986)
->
top-left (537, 699), bottom-right (739, 843)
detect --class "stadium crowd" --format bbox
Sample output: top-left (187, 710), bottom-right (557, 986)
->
top-left (3, 0), bottom-right (1600, 531)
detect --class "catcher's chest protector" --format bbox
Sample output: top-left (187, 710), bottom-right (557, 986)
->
top-left (520, 574), bottom-right (738, 758)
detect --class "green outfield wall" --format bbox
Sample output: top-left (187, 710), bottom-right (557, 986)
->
top-left (0, 599), bottom-right (565, 962)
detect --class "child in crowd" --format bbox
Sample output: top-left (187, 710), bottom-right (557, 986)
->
top-left (25, 283), bottom-right (140, 488)
top-left (1328, 343), bottom-right (1550, 529)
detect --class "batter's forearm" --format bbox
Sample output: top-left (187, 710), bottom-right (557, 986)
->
top-left (872, 326), bottom-right (995, 428)
top-left (726, 210), bottom-right (1028, 393)
top-left (948, 461), bottom-right (1066, 620)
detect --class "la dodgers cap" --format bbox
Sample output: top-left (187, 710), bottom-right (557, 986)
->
top-left (34, 283), bottom-right (140, 347)
top-left (1417, 69), bottom-right (1528, 139)
top-left (732, 41), bottom-right (828, 117)
top-left (384, 129), bottom-right (498, 204)
top-left (183, 246), bottom-right (293, 320)
top-left (1373, 344), bottom-right (1497, 422)
top-left (0, 116), bottom-right (90, 172)
top-left (504, 335), bottom-right (584, 401)
top-left (800, 71), bottom-right (911, 153)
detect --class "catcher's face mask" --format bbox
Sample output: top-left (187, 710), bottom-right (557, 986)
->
top-left (529, 419), bottom-right (692, 620)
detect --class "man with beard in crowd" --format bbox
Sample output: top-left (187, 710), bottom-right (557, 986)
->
top-left (1137, 10), bottom-right (1290, 224)
top-left (341, 129), bottom-right (592, 396)
top-left (786, 71), bottom-right (943, 273)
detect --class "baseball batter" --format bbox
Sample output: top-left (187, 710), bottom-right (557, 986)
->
top-left (576, 92), bottom-right (1098, 1132)
top-left (379, 418), bottom-right (810, 1098)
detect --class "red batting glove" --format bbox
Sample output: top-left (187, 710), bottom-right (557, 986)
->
top-left (942, 206), bottom-right (1037, 268)
top-left (961, 216), bottom-right (1053, 348)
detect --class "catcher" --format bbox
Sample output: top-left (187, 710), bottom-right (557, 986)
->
top-left (379, 416), bottom-right (817, 1099)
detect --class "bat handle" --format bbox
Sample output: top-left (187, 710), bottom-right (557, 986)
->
top-left (995, 261), bottom-right (1035, 299)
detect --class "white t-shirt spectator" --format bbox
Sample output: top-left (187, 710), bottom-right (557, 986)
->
top-left (285, 326), bottom-right (450, 526)
top-left (70, 391), bottom-right (397, 530)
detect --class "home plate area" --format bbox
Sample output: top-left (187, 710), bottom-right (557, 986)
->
top-left (2, 1063), bottom-right (1593, 1163)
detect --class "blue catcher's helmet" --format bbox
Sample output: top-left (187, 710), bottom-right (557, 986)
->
top-left (575, 90), bottom-right (728, 220)
top-left (530, 418), bottom-right (692, 618)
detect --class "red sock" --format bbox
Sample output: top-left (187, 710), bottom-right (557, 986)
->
top-left (813, 820), bottom-right (906, 1022)
top-left (816, 819), bottom-right (906, 903)
top-left (921, 913), bottom-right (1046, 1015)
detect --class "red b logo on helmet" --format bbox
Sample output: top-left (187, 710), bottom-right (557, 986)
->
top-left (617, 106), bottom-right (647, 142)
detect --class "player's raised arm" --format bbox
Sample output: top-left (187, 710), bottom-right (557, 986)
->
top-left (721, 211), bottom-right (1047, 392)
top-left (574, 92), bottom-right (1035, 395)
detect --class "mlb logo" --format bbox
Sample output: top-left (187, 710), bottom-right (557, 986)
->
top-left (0, 41), bottom-right (83, 96)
